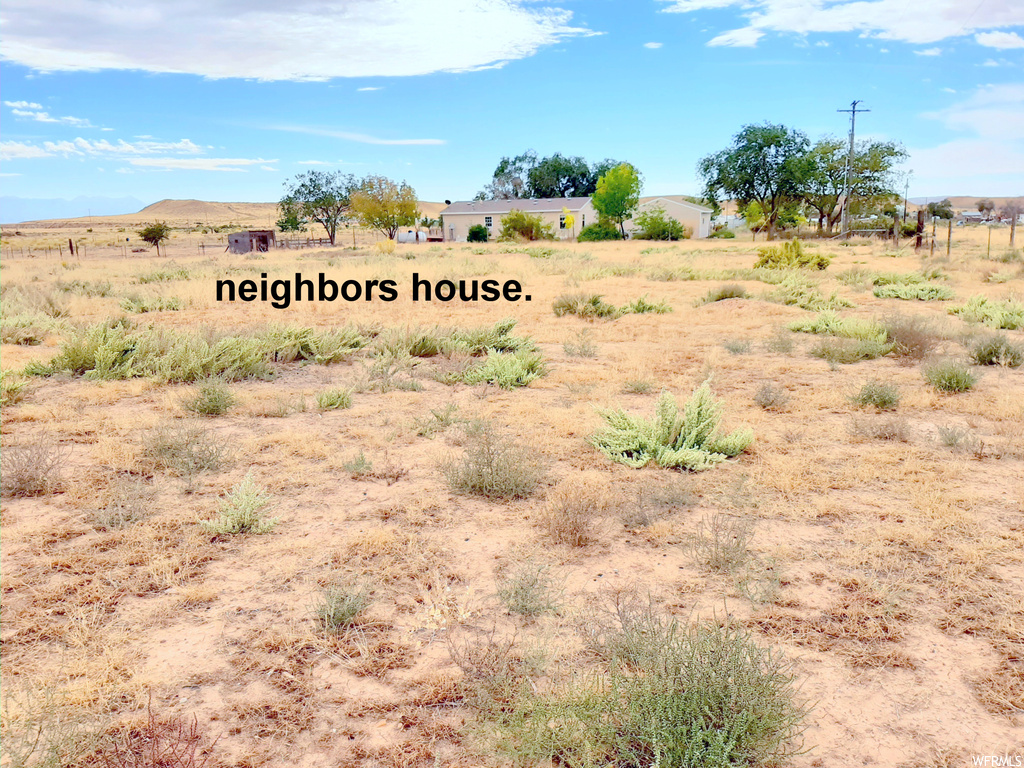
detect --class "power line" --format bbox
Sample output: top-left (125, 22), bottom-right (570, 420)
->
top-left (838, 100), bottom-right (869, 238)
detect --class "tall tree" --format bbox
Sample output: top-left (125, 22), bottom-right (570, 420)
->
top-left (698, 123), bottom-right (812, 240)
top-left (350, 175), bottom-right (419, 240)
top-left (804, 137), bottom-right (907, 235)
top-left (477, 151), bottom-right (537, 200)
top-left (477, 152), bottom-right (626, 200)
top-left (527, 153), bottom-right (593, 198)
top-left (137, 221), bottom-right (171, 256)
top-left (280, 171), bottom-right (355, 245)
top-left (976, 198), bottom-right (995, 216)
top-left (591, 163), bottom-right (642, 239)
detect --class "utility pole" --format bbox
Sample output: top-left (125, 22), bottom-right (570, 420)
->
top-left (903, 173), bottom-right (911, 223)
top-left (838, 100), bottom-right (870, 238)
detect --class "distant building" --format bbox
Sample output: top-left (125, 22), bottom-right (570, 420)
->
top-left (625, 196), bottom-right (714, 239)
top-left (227, 230), bottom-right (275, 253)
top-left (439, 197), bottom-right (597, 242)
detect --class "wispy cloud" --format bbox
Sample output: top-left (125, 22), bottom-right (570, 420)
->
top-left (914, 48), bottom-right (942, 56)
top-left (924, 82), bottom-right (1024, 140)
top-left (271, 125), bottom-right (445, 146)
top-left (658, 0), bottom-right (1024, 48)
top-left (3, 100), bottom-right (43, 109)
top-left (10, 108), bottom-right (95, 127)
top-left (127, 157), bottom-right (277, 171)
top-left (0, 0), bottom-right (598, 81)
top-left (0, 141), bottom-right (54, 160)
top-left (357, 86), bottom-right (382, 91)
top-left (643, 42), bottom-right (663, 49)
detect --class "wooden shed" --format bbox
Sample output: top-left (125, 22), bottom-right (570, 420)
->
top-left (227, 230), bottom-right (276, 254)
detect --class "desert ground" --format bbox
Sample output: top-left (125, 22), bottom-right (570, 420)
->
top-left (1, 210), bottom-right (1022, 768)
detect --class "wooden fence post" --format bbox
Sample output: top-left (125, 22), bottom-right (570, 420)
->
top-left (915, 211), bottom-right (925, 250)
top-left (947, 219), bottom-right (952, 256)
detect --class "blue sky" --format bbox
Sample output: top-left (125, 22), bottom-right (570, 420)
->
top-left (1, 0), bottom-right (1022, 214)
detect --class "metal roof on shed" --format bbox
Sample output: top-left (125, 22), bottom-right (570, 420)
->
top-left (441, 197), bottom-right (592, 215)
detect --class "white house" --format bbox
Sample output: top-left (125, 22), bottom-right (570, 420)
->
top-left (625, 196), bottom-right (714, 239)
top-left (439, 197), bottom-right (597, 242)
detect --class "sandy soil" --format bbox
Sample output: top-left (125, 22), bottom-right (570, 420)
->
top-left (1, 221), bottom-right (1022, 767)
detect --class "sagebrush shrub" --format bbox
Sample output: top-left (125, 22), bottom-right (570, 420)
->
top-left (883, 313), bottom-right (940, 361)
top-left (316, 388), bottom-right (353, 410)
top-left (949, 296), bottom-right (1024, 330)
top-left (851, 381), bottom-right (900, 411)
top-left (924, 360), bottom-right (978, 393)
top-left (754, 382), bottom-right (790, 411)
top-left (541, 479), bottom-right (612, 547)
top-left (182, 381), bottom-right (235, 416)
top-left (441, 424), bottom-right (545, 499)
top-left (700, 283), bottom-right (747, 304)
top-left (201, 473), bottom-right (278, 535)
top-left (1, 436), bottom-right (69, 497)
top-left (314, 583), bottom-right (372, 631)
top-left (690, 513), bottom-right (753, 573)
top-left (590, 382), bottom-right (753, 471)
top-left (496, 562), bottom-right (561, 617)
top-left (754, 239), bottom-right (829, 270)
top-left (970, 334), bottom-right (1023, 368)
top-left (457, 350), bottom-right (545, 389)
top-left (873, 284), bottom-right (954, 301)
top-left (552, 293), bottom-right (620, 319)
top-left (486, 602), bottom-right (807, 767)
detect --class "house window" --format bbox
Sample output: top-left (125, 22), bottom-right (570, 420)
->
top-left (581, 214), bottom-right (586, 228)
top-left (484, 216), bottom-right (492, 228)
top-left (560, 215), bottom-right (568, 229)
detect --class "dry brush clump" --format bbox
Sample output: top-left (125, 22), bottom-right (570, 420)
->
top-left (478, 591), bottom-right (808, 768)
top-left (441, 423), bottom-right (546, 499)
top-left (1, 435), bottom-right (70, 497)
top-left (539, 478), bottom-right (618, 547)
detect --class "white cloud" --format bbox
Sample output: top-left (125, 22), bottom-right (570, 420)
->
top-left (976, 31), bottom-right (1024, 49)
top-left (3, 100), bottom-right (43, 109)
top-left (0, 172), bottom-right (23, 177)
top-left (657, 0), bottom-right (1024, 48)
top-left (0, 141), bottom-right (53, 160)
top-left (357, 87), bottom-right (382, 91)
top-left (942, 87), bottom-right (956, 93)
top-left (260, 165), bottom-right (278, 171)
top-left (271, 125), bottom-right (444, 145)
top-left (127, 157), bottom-right (277, 171)
top-left (643, 42), bottom-right (663, 49)
top-left (40, 137), bottom-right (204, 156)
top-left (10, 108), bottom-right (95, 127)
top-left (925, 83), bottom-right (1024, 140)
top-left (914, 48), bottom-right (942, 56)
top-left (709, 27), bottom-right (764, 47)
top-left (0, 0), bottom-right (597, 80)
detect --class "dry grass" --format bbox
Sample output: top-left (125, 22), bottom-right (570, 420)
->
top-left (3, 221), bottom-right (1023, 765)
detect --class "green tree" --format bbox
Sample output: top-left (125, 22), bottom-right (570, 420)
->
top-left (804, 137), bottom-right (907, 234)
top-left (280, 171), bottom-right (355, 245)
top-left (591, 163), bottom-right (642, 239)
top-left (927, 199), bottom-right (954, 219)
top-left (275, 199), bottom-right (308, 232)
top-left (633, 206), bottom-right (689, 240)
top-left (478, 152), bottom-right (627, 200)
top-left (467, 224), bottom-right (489, 242)
top-left (698, 123), bottom-right (812, 240)
top-left (528, 153), bottom-right (593, 198)
top-left (350, 175), bottom-right (419, 240)
top-left (137, 221), bottom-right (171, 256)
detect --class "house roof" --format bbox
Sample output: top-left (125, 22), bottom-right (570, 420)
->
top-left (442, 197), bottom-right (592, 215)
top-left (638, 196), bottom-right (714, 214)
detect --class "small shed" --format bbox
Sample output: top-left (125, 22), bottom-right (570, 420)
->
top-left (227, 230), bottom-right (276, 254)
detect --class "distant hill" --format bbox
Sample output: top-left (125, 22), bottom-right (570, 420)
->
top-left (0, 196), bottom-right (146, 224)
top-left (3, 198), bottom-right (448, 228)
